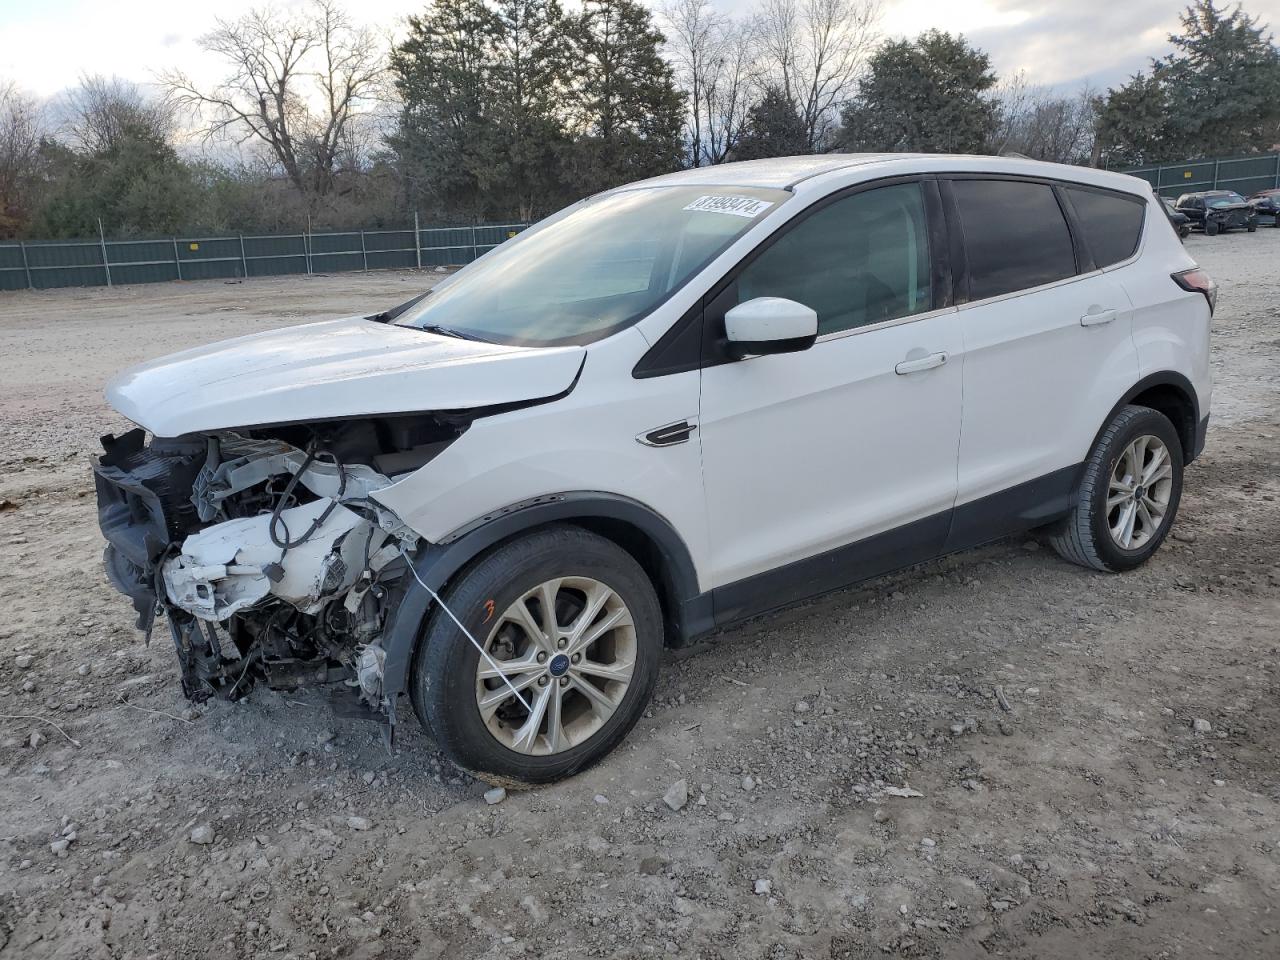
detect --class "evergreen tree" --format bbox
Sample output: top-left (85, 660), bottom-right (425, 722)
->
top-left (733, 86), bottom-right (808, 160)
top-left (567, 0), bottom-right (686, 193)
top-left (1097, 1), bottom-right (1280, 165)
top-left (839, 30), bottom-right (998, 154)
top-left (486, 0), bottom-right (576, 219)
top-left (1156, 0), bottom-right (1280, 155)
top-left (390, 0), bottom-right (500, 220)
top-left (1094, 72), bottom-right (1175, 167)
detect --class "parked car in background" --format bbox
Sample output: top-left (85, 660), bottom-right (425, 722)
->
top-left (94, 155), bottom-right (1214, 784)
top-left (1248, 187), bottom-right (1280, 226)
top-left (1162, 197), bottom-right (1191, 238)
top-left (1174, 190), bottom-right (1258, 235)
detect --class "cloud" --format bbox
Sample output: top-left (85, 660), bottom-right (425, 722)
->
top-left (4, 0), bottom-right (1278, 101)
top-left (970, 0), bottom-right (1280, 89)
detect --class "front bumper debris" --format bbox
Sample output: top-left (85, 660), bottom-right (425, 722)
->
top-left (93, 427), bottom-right (416, 705)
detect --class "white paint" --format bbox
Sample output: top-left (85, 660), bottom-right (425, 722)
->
top-left (724, 297), bottom-right (817, 344)
top-left (108, 154), bottom-right (1210, 602)
top-left (699, 308), bottom-right (963, 584)
top-left (107, 316), bottom-right (584, 436)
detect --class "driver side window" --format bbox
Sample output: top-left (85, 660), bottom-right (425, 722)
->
top-left (735, 182), bottom-right (933, 336)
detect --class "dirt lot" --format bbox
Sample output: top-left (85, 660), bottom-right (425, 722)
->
top-left (1, 232), bottom-right (1278, 960)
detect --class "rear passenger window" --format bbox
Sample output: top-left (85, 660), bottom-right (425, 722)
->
top-left (951, 179), bottom-right (1076, 300)
top-left (1064, 186), bottom-right (1145, 267)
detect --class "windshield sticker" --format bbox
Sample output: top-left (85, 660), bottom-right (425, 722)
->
top-left (683, 195), bottom-right (774, 218)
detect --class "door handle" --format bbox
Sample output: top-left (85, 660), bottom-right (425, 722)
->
top-left (1080, 308), bottom-right (1117, 327)
top-left (895, 352), bottom-right (948, 375)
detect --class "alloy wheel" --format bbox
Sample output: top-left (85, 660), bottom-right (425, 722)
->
top-left (474, 577), bottom-right (637, 755)
top-left (1106, 434), bottom-right (1174, 550)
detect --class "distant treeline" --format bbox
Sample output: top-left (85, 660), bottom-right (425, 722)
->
top-left (0, 0), bottom-right (1276, 240)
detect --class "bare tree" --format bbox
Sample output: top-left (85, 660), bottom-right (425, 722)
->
top-left (663, 0), bottom-right (756, 166)
top-left (754, 0), bottom-right (882, 152)
top-left (163, 0), bottom-right (384, 199)
top-left (63, 75), bottom-right (177, 154)
top-left (664, 0), bottom-right (718, 167)
top-left (989, 69), bottom-right (1032, 153)
top-left (0, 80), bottom-right (46, 237)
top-left (701, 21), bottom-right (756, 164)
top-left (993, 72), bottom-right (1100, 165)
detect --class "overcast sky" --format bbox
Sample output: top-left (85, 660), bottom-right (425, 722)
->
top-left (2, 0), bottom-right (1278, 100)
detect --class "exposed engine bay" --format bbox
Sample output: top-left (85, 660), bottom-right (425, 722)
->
top-left (93, 414), bottom-right (464, 711)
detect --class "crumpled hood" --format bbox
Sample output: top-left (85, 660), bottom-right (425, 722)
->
top-left (106, 316), bottom-right (585, 436)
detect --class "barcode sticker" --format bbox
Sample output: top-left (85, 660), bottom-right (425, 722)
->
top-left (682, 195), bottom-right (774, 218)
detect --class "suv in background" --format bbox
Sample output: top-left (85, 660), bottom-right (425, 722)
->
top-left (1175, 190), bottom-right (1258, 235)
top-left (95, 155), bottom-right (1215, 784)
top-left (1248, 187), bottom-right (1280, 226)
top-left (1162, 197), bottom-right (1191, 238)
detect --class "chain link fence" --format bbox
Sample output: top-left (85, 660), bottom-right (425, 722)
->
top-left (0, 220), bottom-right (529, 292)
top-left (1120, 151), bottom-right (1280, 199)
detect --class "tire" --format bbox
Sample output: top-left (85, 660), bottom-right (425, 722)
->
top-left (1247, 222), bottom-right (1257, 233)
top-left (411, 524), bottom-right (662, 785)
top-left (1205, 219), bottom-right (1220, 236)
top-left (1048, 405), bottom-right (1184, 573)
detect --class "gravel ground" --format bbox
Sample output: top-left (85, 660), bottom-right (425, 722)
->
top-left (0, 232), bottom-right (1278, 959)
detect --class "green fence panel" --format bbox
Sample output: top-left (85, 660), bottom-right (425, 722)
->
top-left (22, 237), bottom-right (108, 289)
top-left (420, 245), bottom-right (476, 267)
top-left (173, 237), bottom-right (244, 281)
top-left (474, 224), bottom-right (525, 246)
top-left (1123, 151), bottom-right (1280, 198)
top-left (0, 222), bottom-right (529, 293)
top-left (308, 231), bottom-right (359, 254)
top-left (25, 240), bottom-right (103, 268)
top-left (0, 245), bottom-right (27, 291)
top-left (310, 251), bottom-right (365, 273)
top-left (367, 249), bottom-right (419, 270)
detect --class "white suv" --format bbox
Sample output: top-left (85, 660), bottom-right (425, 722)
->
top-left (95, 155), bottom-right (1214, 783)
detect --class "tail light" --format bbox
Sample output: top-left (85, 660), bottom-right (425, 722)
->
top-left (1172, 267), bottom-right (1217, 315)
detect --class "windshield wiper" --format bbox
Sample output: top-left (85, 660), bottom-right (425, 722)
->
top-left (417, 323), bottom-right (494, 343)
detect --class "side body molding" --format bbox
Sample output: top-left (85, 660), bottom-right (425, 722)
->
top-left (379, 493), bottom-right (712, 703)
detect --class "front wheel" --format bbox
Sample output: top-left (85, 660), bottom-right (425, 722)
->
top-left (1048, 405), bottom-right (1184, 572)
top-left (411, 525), bottom-right (662, 785)
top-left (1247, 222), bottom-right (1257, 233)
top-left (1205, 219), bottom-right (1220, 236)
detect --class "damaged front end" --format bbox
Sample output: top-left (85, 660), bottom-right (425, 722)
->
top-left (93, 418), bottom-right (452, 709)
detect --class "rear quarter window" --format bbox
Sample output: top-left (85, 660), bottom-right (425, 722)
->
top-left (1064, 186), bottom-right (1146, 267)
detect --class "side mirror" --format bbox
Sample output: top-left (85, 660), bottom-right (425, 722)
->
top-left (723, 297), bottom-right (818, 360)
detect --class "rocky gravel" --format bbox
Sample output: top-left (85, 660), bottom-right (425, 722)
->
top-left (1, 234), bottom-right (1278, 958)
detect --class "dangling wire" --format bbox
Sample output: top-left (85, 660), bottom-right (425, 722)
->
top-left (398, 548), bottom-right (532, 712)
top-left (268, 441), bottom-right (348, 561)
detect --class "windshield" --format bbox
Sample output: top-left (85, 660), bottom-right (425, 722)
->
top-left (396, 185), bottom-right (789, 346)
top-left (1208, 193), bottom-right (1245, 207)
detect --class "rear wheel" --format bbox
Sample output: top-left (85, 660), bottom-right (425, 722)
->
top-left (411, 525), bottom-right (662, 785)
top-left (1048, 405), bottom-right (1183, 572)
top-left (1247, 221), bottom-right (1257, 232)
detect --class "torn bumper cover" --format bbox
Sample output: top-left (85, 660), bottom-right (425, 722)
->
top-left (94, 428), bottom-right (417, 704)
top-left (95, 430), bottom-right (204, 631)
